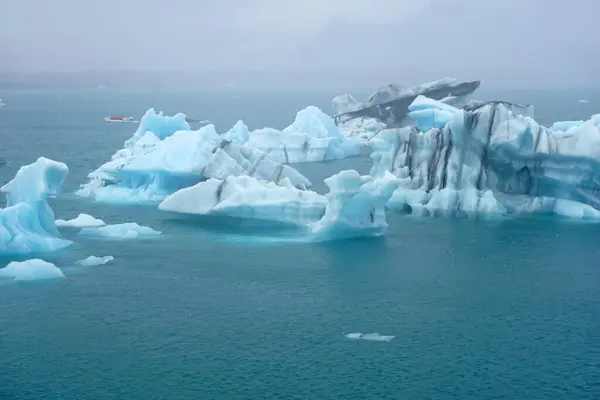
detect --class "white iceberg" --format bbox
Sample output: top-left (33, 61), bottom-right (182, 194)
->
top-left (160, 170), bottom-right (399, 242)
top-left (0, 259), bottom-right (65, 281)
top-left (370, 97), bottom-right (600, 219)
top-left (76, 255), bottom-right (114, 266)
top-left (550, 114), bottom-right (599, 132)
top-left (159, 176), bottom-right (327, 226)
top-left (223, 106), bottom-right (362, 163)
top-left (0, 157), bottom-right (72, 256)
top-left (77, 108), bottom-right (311, 204)
top-left (56, 213), bottom-right (106, 228)
top-left (345, 332), bottom-right (395, 342)
top-left (79, 222), bottom-right (161, 239)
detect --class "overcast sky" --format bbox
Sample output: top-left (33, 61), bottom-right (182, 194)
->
top-left (1, 0), bottom-right (598, 86)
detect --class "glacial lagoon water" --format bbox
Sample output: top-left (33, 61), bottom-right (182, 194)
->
top-left (1, 88), bottom-right (599, 399)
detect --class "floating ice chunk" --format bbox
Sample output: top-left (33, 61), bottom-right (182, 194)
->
top-left (126, 108), bottom-right (190, 145)
top-left (76, 255), bottom-right (114, 266)
top-left (77, 113), bottom-right (311, 204)
top-left (159, 176), bottom-right (327, 225)
top-left (345, 332), bottom-right (395, 342)
top-left (0, 259), bottom-right (64, 281)
top-left (161, 170), bottom-right (399, 241)
top-left (579, 99), bottom-right (589, 103)
top-left (56, 213), bottom-right (106, 228)
top-left (0, 157), bottom-right (72, 256)
top-left (309, 170), bottom-right (400, 240)
top-left (79, 223), bottom-right (161, 239)
top-left (1, 157), bottom-right (68, 206)
top-left (371, 101), bottom-right (600, 218)
top-left (222, 120), bottom-right (250, 145)
top-left (248, 106), bottom-right (361, 163)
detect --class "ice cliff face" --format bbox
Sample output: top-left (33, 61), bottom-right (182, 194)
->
top-left (370, 97), bottom-right (600, 219)
top-left (0, 157), bottom-right (72, 255)
top-left (77, 109), bottom-right (311, 203)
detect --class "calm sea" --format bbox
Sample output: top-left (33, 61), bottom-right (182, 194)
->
top-left (0, 88), bottom-right (599, 399)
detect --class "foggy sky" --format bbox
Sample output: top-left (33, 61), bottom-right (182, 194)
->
top-left (1, 0), bottom-right (599, 86)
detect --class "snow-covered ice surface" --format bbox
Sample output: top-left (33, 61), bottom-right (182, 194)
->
top-left (77, 108), bottom-right (311, 204)
top-left (223, 106), bottom-right (361, 163)
top-left (76, 255), bottom-right (114, 266)
top-left (345, 332), bottom-right (395, 342)
top-left (79, 223), bottom-right (161, 239)
top-left (0, 157), bottom-right (72, 256)
top-left (56, 213), bottom-right (106, 228)
top-left (370, 96), bottom-right (600, 219)
top-left (160, 170), bottom-right (399, 242)
top-left (0, 259), bottom-right (64, 281)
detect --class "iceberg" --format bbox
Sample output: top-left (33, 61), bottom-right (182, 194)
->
top-left (56, 213), bottom-right (106, 228)
top-left (0, 157), bottom-right (72, 256)
top-left (309, 170), bottom-right (399, 241)
top-left (77, 108), bottom-right (311, 204)
top-left (159, 176), bottom-right (327, 226)
top-left (370, 97), bottom-right (600, 218)
top-left (550, 115), bottom-right (600, 132)
top-left (0, 259), bottom-right (64, 281)
top-left (344, 332), bottom-right (395, 342)
top-left (78, 222), bottom-right (161, 239)
top-left (332, 77), bottom-right (482, 138)
top-left (159, 170), bottom-right (399, 241)
top-left (76, 255), bottom-right (114, 266)
top-left (223, 106), bottom-right (362, 163)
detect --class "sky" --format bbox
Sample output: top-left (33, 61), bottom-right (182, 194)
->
top-left (1, 0), bottom-right (598, 87)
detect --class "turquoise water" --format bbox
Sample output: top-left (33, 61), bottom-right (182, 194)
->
top-left (1, 89), bottom-right (600, 399)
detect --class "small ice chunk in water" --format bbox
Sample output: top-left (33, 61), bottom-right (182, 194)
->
top-left (56, 213), bottom-right (106, 228)
top-left (0, 259), bottom-right (65, 281)
top-left (78, 222), bottom-right (162, 239)
top-left (76, 255), bottom-right (114, 266)
top-left (345, 332), bottom-right (395, 342)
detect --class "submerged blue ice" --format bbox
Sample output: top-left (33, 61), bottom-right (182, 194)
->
top-left (370, 97), bottom-right (600, 219)
top-left (77, 109), bottom-right (311, 203)
top-left (0, 157), bottom-right (72, 256)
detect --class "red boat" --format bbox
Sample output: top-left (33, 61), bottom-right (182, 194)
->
top-left (104, 115), bottom-right (136, 123)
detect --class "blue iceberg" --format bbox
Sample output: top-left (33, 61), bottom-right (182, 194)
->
top-left (159, 170), bottom-right (399, 242)
top-left (77, 109), bottom-right (311, 203)
top-left (223, 106), bottom-right (362, 163)
top-left (0, 259), bottom-right (65, 281)
top-left (0, 157), bottom-right (72, 256)
top-left (370, 96), bottom-right (600, 219)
